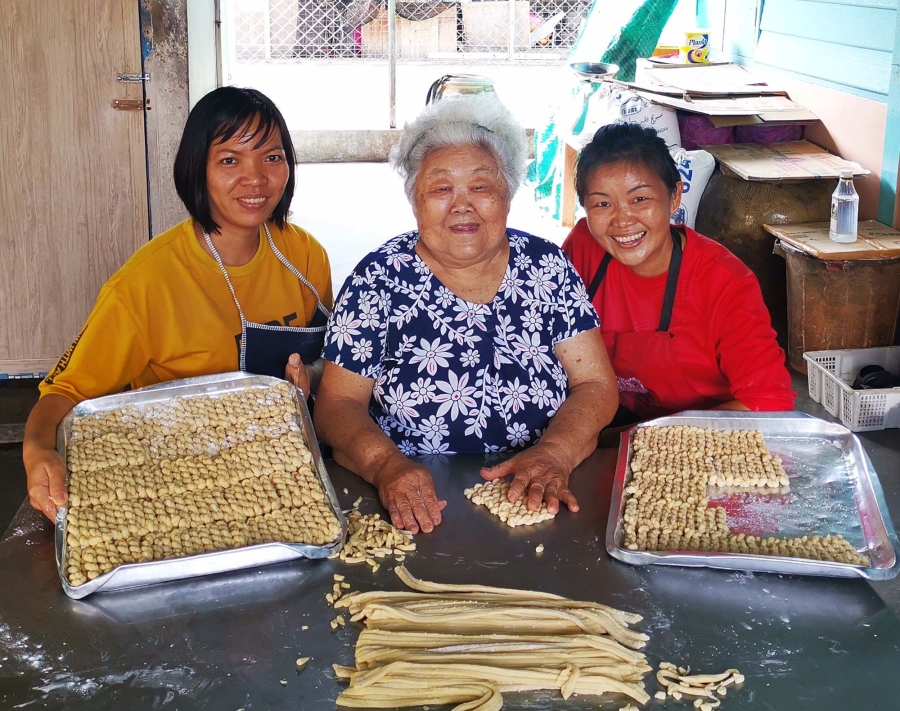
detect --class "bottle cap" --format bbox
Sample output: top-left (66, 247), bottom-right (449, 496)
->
top-left (840, 168), bottom-right (854, 179)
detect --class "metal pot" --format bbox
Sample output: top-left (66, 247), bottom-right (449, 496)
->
top-left (569, 62), bottom-right (619, 83)
top-left (426, 75), bottom-right (497, 105)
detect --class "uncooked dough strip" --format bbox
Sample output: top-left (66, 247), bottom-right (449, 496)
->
top-left (679, 669), bottom-right (739, 686)
top-left (337, 682), bottom-right (502, 711)
top-left (354, 630), bottom-right (646, 665)
top-left (339, 591), bottom-right (642, 628)
top-left (394, 566), bottom-right (642, 624)
top-left (360, 602), bottom-right (647, 649)
top-left (389, 599), bottom-right (647, 645)
top-left (337, 661), bottom-right (650, 705)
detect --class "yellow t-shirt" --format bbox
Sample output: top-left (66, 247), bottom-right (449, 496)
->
top-left (40, 218), bottom-right (333, 404)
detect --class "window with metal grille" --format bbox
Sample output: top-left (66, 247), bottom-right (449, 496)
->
top-left (227, 0), bottom-right (594, 63)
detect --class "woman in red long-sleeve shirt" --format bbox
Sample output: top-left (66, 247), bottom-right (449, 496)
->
top-left (562, 123), bottom-right (794, 423)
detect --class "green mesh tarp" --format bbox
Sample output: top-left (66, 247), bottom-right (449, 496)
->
top-left (527, 0), bottom-right (679, 221)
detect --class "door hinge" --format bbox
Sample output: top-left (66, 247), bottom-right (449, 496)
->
top-left (112, 98), bottom-right (151, 111)
top-left (117, 73), bottom-right (151, 84)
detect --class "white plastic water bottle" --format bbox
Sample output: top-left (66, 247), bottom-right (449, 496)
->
top-left (829, 169), bottom-right (859, 243)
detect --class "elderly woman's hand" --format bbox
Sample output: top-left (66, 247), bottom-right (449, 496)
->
top-left (375, 461), bottom-right (448, 534)
top-left (480, 445), bottom-right (579, 515)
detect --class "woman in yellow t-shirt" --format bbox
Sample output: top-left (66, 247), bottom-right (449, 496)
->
top-left (23, 87), bottom-right (333, 520)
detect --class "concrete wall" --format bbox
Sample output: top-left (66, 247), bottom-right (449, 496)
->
top-left (760, 72), bottom-right (887, 220)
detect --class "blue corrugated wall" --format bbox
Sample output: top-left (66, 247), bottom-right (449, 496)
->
top-left (707, 0), bottom-right (894, 102)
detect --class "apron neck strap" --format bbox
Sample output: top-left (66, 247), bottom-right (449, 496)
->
top-left (587, 252), bottom-right (613, 302)
top-left (657, 228), bottom-right (683, 332)
top-left (585, 227), bottom-right (684, 332)
top-left (203, 224), bottom-right (332, 326)
top-left (263, 224), bottom-right (331, 319)
top-left (203, 228), bottom-right (247, 326)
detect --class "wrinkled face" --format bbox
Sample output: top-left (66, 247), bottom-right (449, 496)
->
top-left (206, 117), bottom-right (289, 235)
top-left (413, 144), bottom-right (511, 270)
top-left (583, 161), bottom-right (682, 277)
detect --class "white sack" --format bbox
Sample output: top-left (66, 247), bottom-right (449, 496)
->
top-left (669, 147), bottom-right (714, 230)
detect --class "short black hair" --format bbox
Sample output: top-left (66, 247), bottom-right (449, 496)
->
top-left (173, 86), bottom-right (295, 234)
top-left (575, 123), bottom-right (680, 205)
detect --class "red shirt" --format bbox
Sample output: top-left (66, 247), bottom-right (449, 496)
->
top-left (563, 219), bottom-right (794, 413)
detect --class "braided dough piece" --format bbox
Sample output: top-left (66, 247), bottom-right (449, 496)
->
top-left (464, 480), bottom-right (555, 528)
top-left (64, 383), bottom-right (341, 587)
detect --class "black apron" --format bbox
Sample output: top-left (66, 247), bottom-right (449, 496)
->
top-left (203, 225), bottom-right (330, 378)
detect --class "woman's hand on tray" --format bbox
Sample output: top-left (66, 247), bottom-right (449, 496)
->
top-left (284, 353), bottom-right (311, 397)
top-left (374, 462), bottom-right (447, 535)
top-left (481, 445), bottom-right (579, 515)
top-left (24, 446), bottom-right (67, 521)
top-left (23, 393), bottom-right (75, 521)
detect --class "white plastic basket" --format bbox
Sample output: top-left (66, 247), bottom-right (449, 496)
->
top-left (804, 346), bottom-right (900, 431)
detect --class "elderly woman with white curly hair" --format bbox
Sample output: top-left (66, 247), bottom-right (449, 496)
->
top-left (314, 96), bottom-right (618, 534)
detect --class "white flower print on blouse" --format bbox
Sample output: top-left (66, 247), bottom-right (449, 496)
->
top-left (323, 229), bottom-right (600, 455)
top-left (350, 338), bottom-right (373, 362)
top-left (410, 377), bottom-right (436, 404)
top-left (506, 422), bottom-right (530, 447)
top-left (460, 348), bottom-right (480, 367)
top-left (330, 311), bottom-right (362, 349)
top-left (410, 337), bottom-right (453, 376)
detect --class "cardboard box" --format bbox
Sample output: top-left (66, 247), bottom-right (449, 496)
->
top-left (633, 91), bottom-right (817, 125)
top-left (764, 221), bottom-right (900, 260)
top-left (704, 141), bottom-right (869, 181)
top-left (630, 61), bottom-right (817, 126)
top-left (634, 61), bottom-right (782, 96)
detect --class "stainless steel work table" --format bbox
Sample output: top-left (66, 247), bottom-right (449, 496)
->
top-left (2, 432), bottom-right (900, 710)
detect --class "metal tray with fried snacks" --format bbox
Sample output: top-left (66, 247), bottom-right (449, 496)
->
top-left (55, 372), bottom-right (347, 599)
top-left (606, 411), bottom-right (899, 580)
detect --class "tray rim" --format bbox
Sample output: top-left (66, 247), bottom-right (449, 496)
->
top-left (605, 410), bottom-right (900, 580)
top-left (56, 371), bottom-right (347, 599)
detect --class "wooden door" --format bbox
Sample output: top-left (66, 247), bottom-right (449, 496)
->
top-left (0, 0), bottom-right (149, 376)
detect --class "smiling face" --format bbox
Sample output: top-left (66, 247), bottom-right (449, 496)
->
top-left (412, 144), bottom-right (511, 271)
top-left (583, 161), bottom-right (683, 277)
top-left (206, 117), bottom-right (289, 237)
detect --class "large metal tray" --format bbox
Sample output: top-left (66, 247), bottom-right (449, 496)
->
top-left (55, 372), bottom-right (347, 599)
top-left (606, 411), bottom-right (900, 580)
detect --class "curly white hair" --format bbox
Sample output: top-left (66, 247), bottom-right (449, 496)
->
top-left (390, 94), bottom-right (528, 204)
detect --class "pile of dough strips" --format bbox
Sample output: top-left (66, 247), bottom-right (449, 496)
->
top-left (64, 383), bottom-right (342, 586)
top-left (331, 566), bottom-right (654, 710)
top-left (624, 426), bottom-right (869, 565)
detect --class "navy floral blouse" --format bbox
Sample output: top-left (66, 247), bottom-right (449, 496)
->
top-left (323, 229), bottom-right (600, 455)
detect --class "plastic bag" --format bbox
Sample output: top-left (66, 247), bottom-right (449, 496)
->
top-left (733, 124), bottom-right (803, 143)
top-left (677, 113), bottom-right (734, 151)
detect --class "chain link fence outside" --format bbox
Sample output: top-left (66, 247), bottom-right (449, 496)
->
top-left (227, 0), bottom-right (591, 63)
